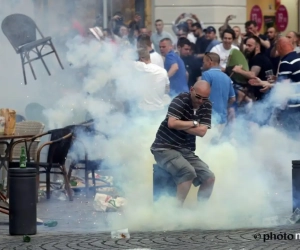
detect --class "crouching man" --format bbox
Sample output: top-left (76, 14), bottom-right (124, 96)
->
top-left (151, 80), bottom-right (215, 206)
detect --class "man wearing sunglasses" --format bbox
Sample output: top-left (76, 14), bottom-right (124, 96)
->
top-left (151, 80), bottom-right (215, 206)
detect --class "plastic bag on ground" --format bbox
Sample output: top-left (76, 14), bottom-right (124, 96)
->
top-left (93, 193), bottom-right (126, 212)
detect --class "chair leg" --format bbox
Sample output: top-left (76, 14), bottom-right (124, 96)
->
top-left (49, 41), bottom-right (64, 69)
top-left (24, 52), bottom-right (37, 80)
top-left (36, 167), bottom-right (40, 202)
top-left (46, 167), bottom-right (51, 199)
top-left (67, 162), bottom-right (74, 181)
top-left (84, 164), bottom-right (89, 198)
top-left (61, 165), bottom-right (73, 201)
top-left (37, 47), bottom-right (51, 76)
top-left (91, 168), bottom-right (96, 196)
top-left (20, 53), bottom-right (27, 85)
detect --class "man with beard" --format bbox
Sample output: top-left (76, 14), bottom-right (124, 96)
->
top-left (232, 36), bottom-right (273, 100)
top-left (177, 38), bottom-right (202, 88)
top-left (265, 27), bottom-right (280, 75)
top-left (192, 22), bottom-right (210, 58)
top-left (242, 21), bottom-right (270, 53)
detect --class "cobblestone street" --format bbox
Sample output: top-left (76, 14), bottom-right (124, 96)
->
top-left (2, 224), bottom-right (300, 249)
top-left (0, 190), bottom-right (299, 250)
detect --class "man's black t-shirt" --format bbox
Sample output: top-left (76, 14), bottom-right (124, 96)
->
top-left (195, 36), bottom-right (210, 54)
top-left (265, 39), bottom-right (281, 75)
top-left (248, 53), bottom-right (273, 100)
top-left (181, 56), bottom-right (202, 88)
top-left (249, 53), bottom-right (273, 81)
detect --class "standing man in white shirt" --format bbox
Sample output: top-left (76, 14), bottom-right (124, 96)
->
top-left (210, 28), bottom-right (239, 71)
top-left (137, 34), bottom-right (164, 68)
top-left (134, 48), bottom-right (170, 111)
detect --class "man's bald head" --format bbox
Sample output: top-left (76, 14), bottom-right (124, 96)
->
top-left (193, 80), bottom-right (210, 94)
top-left (276, 37), bottom-right (294, 57)
top-left (190, 80), bottom-right (210, 107)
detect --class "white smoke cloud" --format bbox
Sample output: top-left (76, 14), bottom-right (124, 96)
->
top-left (50, 34), bottom-right (298, 231)
top-left (1, 0), bottom-right (298, 233)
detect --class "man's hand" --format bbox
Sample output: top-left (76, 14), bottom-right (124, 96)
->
top-left (191, 14), bottom-right (197, 20)
top-left (260, 82), bottom-right (273, 93)
top-left (226, 15), bottom-right (233, 22)
top-left (267, 75), bottom-right (277, 83)
top-left (184, 124), bottom-right (208, 137)
top-left (249, 30), bottom-right (259, 37)
top-left (249, 77), bottom-right (263, 86)
top-left (179, 13), bottom-right (185, 19)
top-left (113, 15), bottom-right (121, 20)
top-left (232, 65), bottom-right (243, 73)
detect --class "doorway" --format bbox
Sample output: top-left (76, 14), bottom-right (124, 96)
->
top-left (263, 15), bottom-right (275, 34)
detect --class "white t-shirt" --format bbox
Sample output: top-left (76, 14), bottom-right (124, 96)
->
top-left (210, 43), bottom-right (240, 69)
top-left (150, 51), bottom-right (164, 68)
top-left (134, 62), bottom-right (170, 111)
top-left (187, 33), bottom-right (196, 44)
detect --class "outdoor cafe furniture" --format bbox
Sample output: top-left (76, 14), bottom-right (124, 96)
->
top-left (1, 13), bottom-right (64, 85)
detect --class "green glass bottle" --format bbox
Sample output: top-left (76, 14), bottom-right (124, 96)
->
top-left (19, 146), bottom-right (27, 168)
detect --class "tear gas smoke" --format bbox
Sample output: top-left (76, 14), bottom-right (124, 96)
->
top-left (44, 35), bottom-right (298, 231)
top-left (0, 0), bottom-right (297, 232)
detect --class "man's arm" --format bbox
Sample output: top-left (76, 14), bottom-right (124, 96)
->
top-left (232, 65), bottom-right (261, 79)
top-left (168, 63), bottom-right (179, 77)
top-left (259, 37), bottom-right (270, 49)
top-left (184, 125), bottom-right (208, 137)
top-left (185, 102), bottom-right (212, 137)
top-left (168, 116), bottom-right (194, 130)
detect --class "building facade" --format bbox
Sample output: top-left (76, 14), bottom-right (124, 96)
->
top-left (247, 0), bottom-right (298, 34)
top-left (1, 0), bottom-right (298, 36)
top-left (151, 0), bottom-right (247, 35)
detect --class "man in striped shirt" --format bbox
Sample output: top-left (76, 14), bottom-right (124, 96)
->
top-left (151, 80), bottom-right (215, 206)
top-left (249, 37), bottom-right (300, 130)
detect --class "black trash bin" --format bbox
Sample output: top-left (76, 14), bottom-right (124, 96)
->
top-left (153, 164), bottom-right (176, 201)
top-left (292, 160), bottom-right (300, 212)
top-left (9, 164), bottom-right (37, 235)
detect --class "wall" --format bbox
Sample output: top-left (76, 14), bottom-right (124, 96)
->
top-left (152, 0), bottom-right (247, 36)
top-left (247, 0), bottom-right (298, 34)
top-left (281, 0), bottom-right (298, 33)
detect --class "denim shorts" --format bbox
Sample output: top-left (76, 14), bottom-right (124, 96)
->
top-left (152, 148), bottom-right (215, 186)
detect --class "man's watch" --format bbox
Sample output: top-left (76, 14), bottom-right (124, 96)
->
top-left (193, 120), bottom-right (198, 127)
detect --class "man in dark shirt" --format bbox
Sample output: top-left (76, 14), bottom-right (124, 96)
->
top-left (177, 38), bottom-right (202, 88)
top-left (151, 80), bottom-right (215, 206)
top-left (233, 36), bottom-right (273, 100)
top-left (191, 22), bottom-right (210, 57)
top-left (249, 37), bottom-right (300, 130)
top-left (242, 21), bottom-right (270, 54)
top-left (265, 27), bottom-right (280, 75)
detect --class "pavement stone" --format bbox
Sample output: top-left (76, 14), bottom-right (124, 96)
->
top-left (0, 191), bottom-right (300, 249)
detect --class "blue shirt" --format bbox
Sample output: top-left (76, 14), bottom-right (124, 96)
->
top-left (164, 51), bottom-right (188, 96)
top-left (205, 39), bottom-right (220, 53)
top-left (201, 67), bottom-right (235, 124)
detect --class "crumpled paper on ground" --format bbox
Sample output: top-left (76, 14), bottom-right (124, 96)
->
top-left (93, 193), bottom-right (126, 212)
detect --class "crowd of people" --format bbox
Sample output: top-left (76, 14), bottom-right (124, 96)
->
top-left (78, 12), bottom-right (300, 132)
top-left (67, 11), bottom-right (300, 206)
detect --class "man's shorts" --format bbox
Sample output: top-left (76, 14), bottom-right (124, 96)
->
top-left (152, 148), bottom-right (215, 187)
